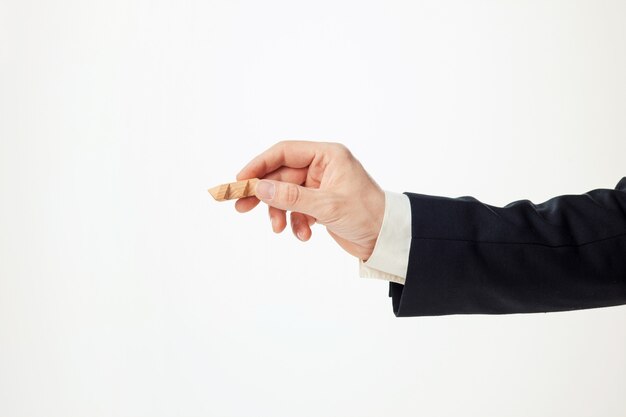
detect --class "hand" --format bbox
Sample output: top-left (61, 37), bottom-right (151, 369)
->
top-left (235, 141), bottom-right (385, 261)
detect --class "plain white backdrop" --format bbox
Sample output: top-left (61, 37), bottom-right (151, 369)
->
top-left (1, 0), bottom-right (625, 416)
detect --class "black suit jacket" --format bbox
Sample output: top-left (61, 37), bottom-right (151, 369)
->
top-left (389, 177), bottom-right (626, 316)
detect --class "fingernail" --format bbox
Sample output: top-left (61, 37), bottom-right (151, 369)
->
top-left (256, 180), bottom-right (275, 200)
top-left (297, 230), bottom-right (306, 241)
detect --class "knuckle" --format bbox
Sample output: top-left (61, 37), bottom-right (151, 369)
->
top-left (276, 140), bottom-right (295, 157)
top-left (271, 140), bottom-right (288, 152)
top-left (284, 184), bottom-right (301, 206)
top-left (330, 142), bottom-right (352, 158)
top-left (276, 139), bottom-right (296, 149)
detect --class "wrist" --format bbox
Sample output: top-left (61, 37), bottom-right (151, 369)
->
top-left (361, 186), bottom-right (386, 261)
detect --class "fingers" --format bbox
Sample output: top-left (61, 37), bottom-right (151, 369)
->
top-left (236, 141), bottom-right (327, 181)
top-left (290, 212), bottom-right (312, 241)
top-left (236, 164), bottom-right (318, 239)
top-left (235, 196), bottom-right (260, 213)
top-left (266, 209), bottom-right (314, 242)
top-left (304, 214), bottom-right (316, 227)
top-left (268, 206), bottom-right (287, 233)
top-left (263, 166), bottom-right (308, 184)
top-left (255, 179), bottom-right (325, 219)
top-left (235, 166), bottom-right (309, 213)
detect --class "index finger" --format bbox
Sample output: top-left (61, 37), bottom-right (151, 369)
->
top-left (236, 140), bottom-right (328, 181)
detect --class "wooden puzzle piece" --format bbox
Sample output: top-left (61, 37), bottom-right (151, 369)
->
top-left (208, 178), bottom-right (259, 201)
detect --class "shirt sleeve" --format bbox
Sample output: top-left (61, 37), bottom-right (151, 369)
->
top-left (358, 191), bottom-right (412, 285)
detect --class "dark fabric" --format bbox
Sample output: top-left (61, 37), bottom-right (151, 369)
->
top-left (389, 177), bottom-right (626, 316)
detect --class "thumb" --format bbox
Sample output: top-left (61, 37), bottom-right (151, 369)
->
top-left (255, 179), bottom-right (323, 218)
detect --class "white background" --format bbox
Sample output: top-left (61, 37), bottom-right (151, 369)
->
top-left (1, 0), bottom-right (625, 416)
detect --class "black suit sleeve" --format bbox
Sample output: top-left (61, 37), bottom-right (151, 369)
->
top-left (389, 177), bottom-right (626, 316)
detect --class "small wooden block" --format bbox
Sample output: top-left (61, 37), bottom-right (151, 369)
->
top-left (208, 178), bottom-right (260, 201)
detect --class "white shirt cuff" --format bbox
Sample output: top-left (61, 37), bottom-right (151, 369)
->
top-left (358, 191), bottom-right (411, 285)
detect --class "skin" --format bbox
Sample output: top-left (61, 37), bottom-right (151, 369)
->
top-left (235, 141), bottom-right (386, 261)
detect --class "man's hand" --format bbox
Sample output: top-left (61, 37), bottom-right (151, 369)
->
top-left (235, 141), bottom-right (385, 261)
